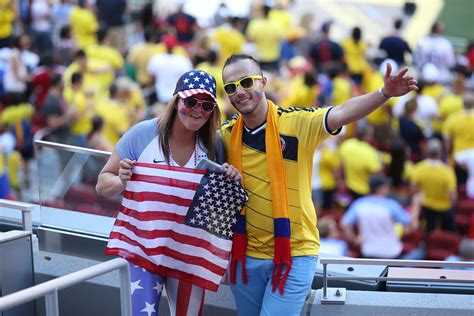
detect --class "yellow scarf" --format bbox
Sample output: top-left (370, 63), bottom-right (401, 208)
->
top-left (229, 100), bottom-right (292, 293)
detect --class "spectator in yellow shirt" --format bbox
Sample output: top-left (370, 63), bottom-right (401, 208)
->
top-left (64, 72), bottom-right (93, 147)
top-left (69, 0), bottom-right (99, 49)
top-left (0, 0), bottom-right (16, 48)
top-left (439, 74), bottom-right (465, 121)
top-left (126, 29), bottom-right (159, 87)
top-left (246, 5), bottom-right (285, 71)
top-left (319, 137), bottom-right (341, 210)
top-left (210, 17), bottom-right (245, 66)
top-left (86, 28), bottom-right (125, 93)
top-left (443, 93), bottom-right (474, 186)
top-left (341, 26), bottom-right (369, 85)
top-left (411, 139), bottom-right (457, 232)
top-left (94, 83), bottom-right (130, 146)
top-left (339, 124), bottom-right (383, 201)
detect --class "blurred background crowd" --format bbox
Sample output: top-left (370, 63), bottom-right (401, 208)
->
top-left (0, 0), bottom-right (473, 263)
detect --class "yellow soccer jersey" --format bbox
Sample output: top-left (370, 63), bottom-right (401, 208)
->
top-left (319, 147), bottom-right (340, 190)
top-left (339, 138), bottom-right (382, 195)
top-left (443, 110), bottom-right (474, 154)
top-left (70, 6), bottom-right (98, 48)
top-left (221, 105), bottom-right (339, 259)
top-left (411, 160), bottom-right (456, 211)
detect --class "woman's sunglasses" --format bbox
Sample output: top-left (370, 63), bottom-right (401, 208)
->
top-left (223, 75), bottom-right (263, 96)
top-left (182, 97), bottom-right (216, 113)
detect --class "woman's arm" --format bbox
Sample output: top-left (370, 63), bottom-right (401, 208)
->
top-left (96, 150), bottom-right (135, 197)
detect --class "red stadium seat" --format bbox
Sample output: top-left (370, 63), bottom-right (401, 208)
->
top-left (424, 230), bottom-right (461, 260)
top-left (401, 229), bottom-right (422, 254)
top-left (64, 185), bottom-right (99, 207)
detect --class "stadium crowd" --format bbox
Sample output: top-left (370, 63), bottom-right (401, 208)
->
top-left (0, 0), bottom-right (473, 264)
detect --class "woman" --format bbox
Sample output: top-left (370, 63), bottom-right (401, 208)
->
top-left (96, 70), bottom-right (241, 315)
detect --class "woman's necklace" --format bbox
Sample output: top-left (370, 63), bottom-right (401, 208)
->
top-left (167, 132), bottom-right (198, 167)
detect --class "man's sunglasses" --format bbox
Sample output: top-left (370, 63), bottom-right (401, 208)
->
top-left (182, 97), bottom-right (216, 113)
top-left (223, 75), bottom-right (263, 96)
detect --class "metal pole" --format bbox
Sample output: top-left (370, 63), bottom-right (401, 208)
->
top-left (322, 263), bottom-right (328, 299)
top-left (22, 209), bottom-right (33, 231)
top-left (45, 289), bottom-right (59, 316)
top-left (119, 265), bottom-right (132, 316)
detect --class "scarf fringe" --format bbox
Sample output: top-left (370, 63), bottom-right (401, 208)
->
top-left (272, 236), bottom-right (292, 293)
top-left (230, 232), bottom-right (248, 284)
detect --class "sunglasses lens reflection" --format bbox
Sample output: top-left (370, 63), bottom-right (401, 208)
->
top-left (224, 84), bottom-right (237, 95)
top-left (240, 77), bottom-right (254, 89)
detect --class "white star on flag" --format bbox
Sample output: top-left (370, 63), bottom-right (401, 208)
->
top-left (140, 302), bottom-right (156, 316)
top-left (131, 279), bottom-right (143, 295)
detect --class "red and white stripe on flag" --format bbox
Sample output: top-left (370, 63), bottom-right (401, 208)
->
top-left (105, 162), bottom-right (236, 292)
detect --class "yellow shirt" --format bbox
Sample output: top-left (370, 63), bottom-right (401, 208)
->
top-left (211, 26), bottom-right (245, 66)
top-left (281, 74), bottom-right (318, 108)
top-left (341, 38), bottom-right (369, 75)
top-left (443, 110), bottom-right (474, 154)
top-left (70, 6), bottom-right (99, 48)
top-left (94, 100), bottom-right (129, 146)
top-left (333, 76), bottom-right (352, 106)
top-left (439, 94), bottom-right (463, 120)
top-left (411, 160), bottom-right (456, 211)
top-left (65, 90), bottom-right (92, 136)
top-left (268, 9), bottom-right (293, 30)
top-left (0, 1), bottom-right (15, 39)
top-left (7, 150), bottom-right (22, 189)
top-left (127, 43), bottom-right (158, 86)
top-left (339, 138), bottom-right (382, 195)
top-left (423, 84), bottom-right (445, 101)
top-left (246, 18), bottom-right (284, 62)
top-left (319, 147), bottom-right (340, 190)
top-left (221, 105), bottom-right (337, 258)
top-left (86, 44), bottom-right (124, 70)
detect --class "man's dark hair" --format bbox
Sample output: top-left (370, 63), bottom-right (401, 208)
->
top-left (71, 72), bottom-right (83, 85)
top-left (50, 74), bottom-right (63, 87)
top-left (394, 18), bottom-right (403, 30)
top-left (223, 54), bottom-right (262, 75)
top-left (97, 28), bottom-right (108, 43)
top-left (74, 49), bottom-right (86, 60)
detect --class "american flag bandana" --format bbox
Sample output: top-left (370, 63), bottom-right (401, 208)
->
top-left (105, 162), bottom-right (248, 291)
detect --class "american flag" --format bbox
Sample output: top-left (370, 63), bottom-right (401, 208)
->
top-left (105, 162), bottom-right (248, 291)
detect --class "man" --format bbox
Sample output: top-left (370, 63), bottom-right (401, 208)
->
top-left (379, 18), bottom-right (412, 66)
top-left (220, 54), bottom-right (417, 315)
top-left (147, 35), bottom-right (192, 104)
top-left (416, 21), bottom-right (455, 84)
top-left (340, 175), bottom-right (416, 259)
top-left (339, 124), bottom-right (383, 201)
top-left (411, 138), bottom-right (457, 232)
top-left (443, 93), bottom-right (474, 187)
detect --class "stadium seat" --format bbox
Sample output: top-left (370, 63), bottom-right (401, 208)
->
top-left (455, 214), bottom-right (471, 236)
top-left (424, 230), bottom-right (461, 260)
top-left (64, 185), bottom-right (99, 208)
top-left (456, 199), bottom-right (474, 217)
top-left (401, 229), bottom-right (422, 254)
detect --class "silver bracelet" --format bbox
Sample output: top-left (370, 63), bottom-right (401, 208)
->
top-left (378, 87), bottom-right (391, 100)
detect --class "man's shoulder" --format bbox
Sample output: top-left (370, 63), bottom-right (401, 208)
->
top-left (221, 114), bottom-right (240, 132)
top-left (277, 105), bottom-right (320, 115)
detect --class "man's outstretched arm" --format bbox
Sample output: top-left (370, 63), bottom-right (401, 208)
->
top-left (327, 63), bottom-right (418, 132)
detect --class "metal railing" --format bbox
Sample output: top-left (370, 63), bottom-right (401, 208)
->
top-left (0, 258), bottom-right (131, 315)
top-left (0, 199), bottom-right (35, 231)
top-left (34, 140), bottom-right (111, 157)
top-left (320, 258), bottom-right (474, 304)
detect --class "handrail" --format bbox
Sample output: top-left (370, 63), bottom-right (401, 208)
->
top-left (34, 140), bottom-right (111, 158)
top-left (0, 258), bottom-right (131, 315)
top-left (319, 258), bottom-right (474, 303)
top-left (0, 199), bottom-right (35, 231)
